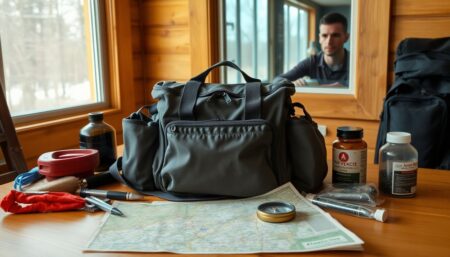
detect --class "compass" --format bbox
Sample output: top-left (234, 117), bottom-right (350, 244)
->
top-left (256, 201), bottom-right (296, 223)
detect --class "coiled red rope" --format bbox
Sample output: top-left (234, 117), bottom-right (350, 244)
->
top-left (1, 190), bottom-right (85, 214)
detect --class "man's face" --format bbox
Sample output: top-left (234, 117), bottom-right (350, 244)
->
top-left (319, 23), bottom-right (349, 57)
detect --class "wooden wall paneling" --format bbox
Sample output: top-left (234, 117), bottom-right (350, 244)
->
top-left (133, 54), bottom-right (143, 80)
top-left (188, 0), bottom-right (220, 81)
top-left (131, 0), bottom-right (147, 107)
top-left (134, 80), bottom-right (146, 108)
top-left (142, 0), bottom-right (191, 104)
top-left (392, 0), bottom-right (450, 16)
top-left (390, 16), bottom-right (450, 52)
top-left (142, 0), bottom-right (189, 27)
top-left (131, 26), bottom-right (143, 54)
top-left (130, 0), bottom-right (141, 24)
top-left (146, 27), bottom-right (190, 54)
top-left (145, 54), bottom-right (191, 81)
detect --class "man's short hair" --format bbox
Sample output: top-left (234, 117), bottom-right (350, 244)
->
top-left (320, 13), bottom-right (348, 32)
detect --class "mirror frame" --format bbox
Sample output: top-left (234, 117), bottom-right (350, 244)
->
top-left (190, 0), bottom-right (390, 120)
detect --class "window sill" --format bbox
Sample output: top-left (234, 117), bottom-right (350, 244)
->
top-left (15, 107), bottom-right (122, 133)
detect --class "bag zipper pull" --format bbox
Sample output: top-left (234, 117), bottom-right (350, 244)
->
top-left (223, 92), bottom-right (232, 104)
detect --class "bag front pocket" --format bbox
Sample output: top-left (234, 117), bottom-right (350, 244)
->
top-left (160, 120), bottom-right (277, 197)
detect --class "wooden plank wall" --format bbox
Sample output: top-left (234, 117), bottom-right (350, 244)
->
top-left (131, 0), bottom-right (450, 162)
top-left (131, 0), bottom-right (146, 108)
top-left (132, 0), bottom-right (192, 105)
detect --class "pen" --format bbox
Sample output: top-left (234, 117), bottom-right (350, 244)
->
top-left (84, 196), bottom-right (125, 217)
top-left (78, 188), bottom-right (144, 201)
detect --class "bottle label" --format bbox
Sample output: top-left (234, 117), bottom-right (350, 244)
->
top-left (80, 132), bottom-right (116, 171)
top-left (392, 161), bottom-right (417, 196)
top-left (332, 149), bottom-right (367, 183)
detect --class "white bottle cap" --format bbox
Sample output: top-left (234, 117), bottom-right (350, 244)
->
top-left (374, 209), bottom-right (388, 222)
top-left (386, 132), bottom-right (411, 144)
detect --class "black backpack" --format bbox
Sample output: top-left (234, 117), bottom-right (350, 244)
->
top-left (375, 37), bottom-right (450, 170)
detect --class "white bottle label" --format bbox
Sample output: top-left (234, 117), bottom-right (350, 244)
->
top-left (332, 149), bottom-right (367, 183)
top-left (392, 161), bottom-right (418, 195)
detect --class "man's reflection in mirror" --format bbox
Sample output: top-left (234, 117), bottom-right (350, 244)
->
top-left (278, 13), bottom-right (349, 87)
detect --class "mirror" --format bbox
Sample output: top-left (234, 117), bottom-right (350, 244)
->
top-left (220, 0), bottom-right (355, 94)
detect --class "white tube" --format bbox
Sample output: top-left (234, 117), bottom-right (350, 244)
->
top-left (306, 194), bottom-right (387, 222)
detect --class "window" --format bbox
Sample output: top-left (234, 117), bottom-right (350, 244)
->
top-left (283, 3), bottom-right (309, 72)
top-left (0, 0), bottom-right (107, 120)
top-left (222, 0), bottom-right (269, 83)
top-left (221, 0), bottom-right (310, 83)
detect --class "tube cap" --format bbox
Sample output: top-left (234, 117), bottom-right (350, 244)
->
top-left (386, 132), bottom-right (411, 144)
top-left (374, 209), bottom-right (387, 222)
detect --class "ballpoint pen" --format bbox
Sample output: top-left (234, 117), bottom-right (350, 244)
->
top-left (84, 196), bottom-right (125, 217)
top-left (78, 188), bottom-right (144, 201)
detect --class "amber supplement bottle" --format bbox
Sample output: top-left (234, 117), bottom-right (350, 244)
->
top-left (80, 112), bottom-right (117, 171)
top-left (332, 126), bottom-right (367, 184)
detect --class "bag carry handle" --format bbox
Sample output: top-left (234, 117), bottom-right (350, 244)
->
top-left (179, 61), bottom-right (262, 120)
top-left (291, 102), bottom-right (313, 121)
top-left (191, 60), bottom-right (261, 83)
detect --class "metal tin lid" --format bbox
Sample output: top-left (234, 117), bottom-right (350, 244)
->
top-left (337, 126), bottom-right (363, 139)
top-left (256, 201), bottom-right (296, 223)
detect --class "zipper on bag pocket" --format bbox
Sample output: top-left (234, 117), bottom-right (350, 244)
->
top-left (159, 119), bottom-right (278, 197)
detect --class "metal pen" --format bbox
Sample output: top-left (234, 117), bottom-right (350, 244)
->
top-left (78, 188), bottom-right (144, 201)
top-left (84, 196), bottom-right (125, 217)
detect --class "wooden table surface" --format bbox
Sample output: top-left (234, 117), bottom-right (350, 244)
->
top-left (1, 163), bottom-right (449, 257)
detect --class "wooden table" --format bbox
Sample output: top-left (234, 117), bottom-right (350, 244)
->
top-left (1, 164), bottom-right (449, 257)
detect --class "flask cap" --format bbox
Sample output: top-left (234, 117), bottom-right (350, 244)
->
top-left (386, 132), bottom-right (411, 144)
top-left (88, 112), bottom-right (104, 122)
top-left (337, 126), bottom-right (363, 139)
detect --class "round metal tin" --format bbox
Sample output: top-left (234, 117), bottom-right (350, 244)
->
top-left (256, 201), bottom-right (296, 223)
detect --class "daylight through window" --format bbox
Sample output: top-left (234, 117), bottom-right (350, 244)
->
top-left (0, 0), bottom-right (107, 118)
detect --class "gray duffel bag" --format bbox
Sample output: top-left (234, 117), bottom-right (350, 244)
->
top-left (110, 61), bottom-right (327, 201)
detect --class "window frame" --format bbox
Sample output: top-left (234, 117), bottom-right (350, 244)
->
top-left (221, 0), bottom-right (270, 83)
top-left (11, 0), bottom-right (137, 168)
top-left (283, 1), bottom-right (310, 73)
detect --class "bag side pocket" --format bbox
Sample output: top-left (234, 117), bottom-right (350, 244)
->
top-left (122, 117), bottom-right (159, 191)
top-left (287, 103), bottom-right (328, 193)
